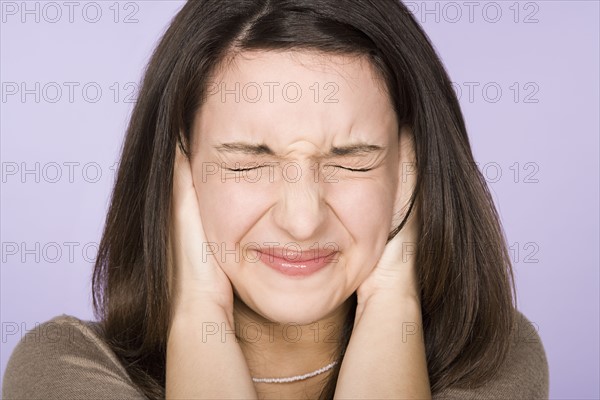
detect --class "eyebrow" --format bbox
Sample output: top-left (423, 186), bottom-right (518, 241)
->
top-left (214, 142), bottom-right (384, 157)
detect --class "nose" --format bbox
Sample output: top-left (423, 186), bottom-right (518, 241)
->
top-left (271, 161), bottom-right (328, 241)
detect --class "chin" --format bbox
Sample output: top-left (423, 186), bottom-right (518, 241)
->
top-left (265, 305), bottom-right (331, 326)
top-left (237, 291), bottom-right (347, 326)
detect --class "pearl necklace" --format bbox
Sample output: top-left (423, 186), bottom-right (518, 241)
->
top-left (251, 360), bottom-right (338, 384)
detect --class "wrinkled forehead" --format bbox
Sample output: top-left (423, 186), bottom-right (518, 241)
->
top-left (193, 50), bottom-right (398, 151)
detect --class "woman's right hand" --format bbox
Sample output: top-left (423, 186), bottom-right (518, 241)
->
top-left (169, 143), bottom-right (235, 323)
top-left (166, 144), bottom-right (258, 399)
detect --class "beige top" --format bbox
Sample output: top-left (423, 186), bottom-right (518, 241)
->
top-left (2, 310), bottom-right (549, 399)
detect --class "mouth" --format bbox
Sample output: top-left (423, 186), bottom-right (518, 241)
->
top-left (255, 247), bottom-right (339, 278)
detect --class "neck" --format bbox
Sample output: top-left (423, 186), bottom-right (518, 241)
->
top-left (233, 295), bottom-right (355, 383)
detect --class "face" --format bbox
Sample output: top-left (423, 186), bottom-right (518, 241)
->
top-left (190, 50), bottom-right (405, 325)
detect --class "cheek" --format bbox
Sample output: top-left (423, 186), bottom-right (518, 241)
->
top-left (193, 171), bottom-right (272, 246)
top-left (324, 179), bottom-right (395, 288)
top-left (326, 178), bottom-right (395, 255)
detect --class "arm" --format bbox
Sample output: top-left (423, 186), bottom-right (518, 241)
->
top-left (166, 145), bottom-right (257, 399)
top-left (335, 141), bottom-right (431, 398)
top-left (334, 294), bottom-right (431, 399)
top-left (333, 214), bottom-right (432, 400)
top-left (166, 302), bottom-right (257, 399)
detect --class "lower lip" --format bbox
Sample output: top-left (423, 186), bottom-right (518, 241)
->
top-left (257, 251), bottom-right (338, 278)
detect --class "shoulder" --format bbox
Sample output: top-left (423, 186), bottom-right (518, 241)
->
top-left (2, 314), bottom-right (147, 400)
top-left (434, 309), bottom-right (549, 400)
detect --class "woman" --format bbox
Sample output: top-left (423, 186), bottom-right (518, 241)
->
top-left (2, 0), bottom-right (549, 399)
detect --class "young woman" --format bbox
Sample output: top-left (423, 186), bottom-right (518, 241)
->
top-left (3, 1), bottom-right (549, 399)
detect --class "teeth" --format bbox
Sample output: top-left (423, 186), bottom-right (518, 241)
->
top-left (281, 263), bottom-right (307, 269)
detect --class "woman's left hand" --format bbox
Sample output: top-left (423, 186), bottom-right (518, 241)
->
top-left (355, 142), bottom-right (421, 315)
top-left (335, 131), bottom-right (431, 399)
top-left (337, 200), bottom-right (431, 399)
top-left (356, 201), bottom-right (421, 306)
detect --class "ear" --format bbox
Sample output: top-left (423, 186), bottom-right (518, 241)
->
top-left (392, 125), bottom-right (417, 228)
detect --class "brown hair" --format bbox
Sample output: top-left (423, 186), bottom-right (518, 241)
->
top-left (92, 0), bottom-right (517, 398)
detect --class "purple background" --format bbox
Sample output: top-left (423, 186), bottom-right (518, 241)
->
top-left (1, 1), bottom-right (598, 398)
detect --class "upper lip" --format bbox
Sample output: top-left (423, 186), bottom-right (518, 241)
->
top-left (256, 247), bottom-right (337, 262)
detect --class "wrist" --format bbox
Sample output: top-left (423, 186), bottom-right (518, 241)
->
top-left (169, 297), bottom-right (234, 338)
top-left (356, 260), bottom-right (421, 307)
top-left (354, 290), bottom-right (422, 328)
top-left (357, 284), bottom-right (421, 308)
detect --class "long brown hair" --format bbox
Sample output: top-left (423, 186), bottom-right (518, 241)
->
top-left (92, 0), bottom-right (517, 398)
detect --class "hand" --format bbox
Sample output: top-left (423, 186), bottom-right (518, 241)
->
top-left (355, 132), bottom-right (421, 312)
top-left (355, 201), bottom-right (421, 305)
top-left (169, 143), bottom-right (235, 323)
top-left (336, 162), bottom-right (430, 399)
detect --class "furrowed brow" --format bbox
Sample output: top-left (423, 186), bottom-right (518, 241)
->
top-left (214, 142), bottom-right (275, 155)
top-left (328, 143), bottom-right (384, 157)
top-left (214, 142), bottom-right (384, 157)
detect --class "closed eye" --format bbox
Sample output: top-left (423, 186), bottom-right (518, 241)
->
top-left (224, 164), bottom-right (373, 172)
top-left (332, 165), bottom-right (373, 172)
top-left (224, 165), bottom-right (265, 172)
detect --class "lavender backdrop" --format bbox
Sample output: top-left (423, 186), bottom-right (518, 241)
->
top-left (1, 1), bottom-right (598, 398)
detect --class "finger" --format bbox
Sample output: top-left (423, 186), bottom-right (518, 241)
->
top-left (173, 144), bottom-right (195, 209)
top-left (378, 230), bottom-right (406, 270)
top-left (171, 144), bottom-right (209, 277)
top-left (173, 145), bottom-right (203, 233)
top-left (398, 129), bottom-right (418, 215)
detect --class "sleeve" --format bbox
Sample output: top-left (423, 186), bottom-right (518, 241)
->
top-left (433, 309), bottom-right (550, 400)
top-left (2, 314), bottom-right (148, 400)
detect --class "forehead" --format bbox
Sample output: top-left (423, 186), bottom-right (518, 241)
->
top-left (194, 50), bottom-right (398, 148)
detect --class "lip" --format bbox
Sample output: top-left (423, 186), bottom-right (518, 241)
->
top-left (256, 247), bottom-right (338, 278)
